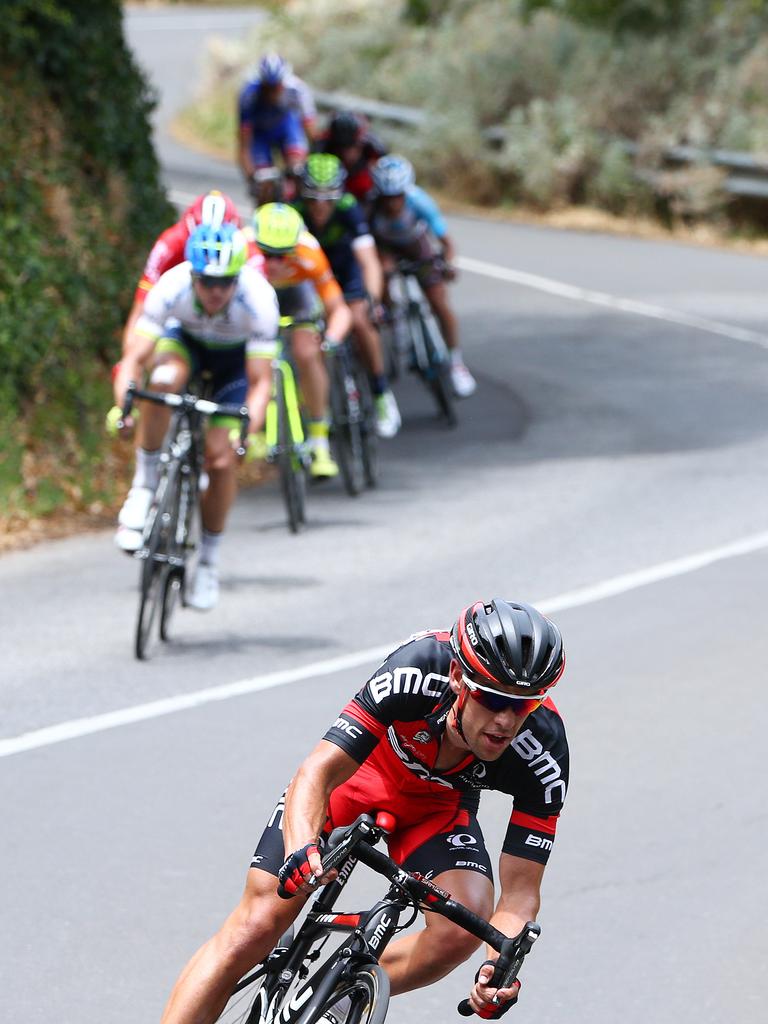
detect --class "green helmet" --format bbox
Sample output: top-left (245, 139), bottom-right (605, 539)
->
top-left (300, 153), bottom-right (348, 200)
top-left (252, 203), bottom-right (304, 254)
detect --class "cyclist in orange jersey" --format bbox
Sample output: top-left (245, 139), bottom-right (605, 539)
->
top-left (249, 203), bottom-right (352, 480)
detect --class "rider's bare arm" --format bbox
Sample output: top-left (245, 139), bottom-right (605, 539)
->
top-left (353, 237), bottom-right (384, 303)
top-left (121, 295), bottom-right (147, 354)
top-left (469, 854), bottom-right (543, 1013)
top-left (323, 292), bottom-right (353, 345)
top-left (238, 122), bottom-right (256, 179)
top-left (440, 233), bottom-right (457, 266)
top-left (244, 354), bottom-right (273, 433)
top-left (282, 739), bottom-right (360, 864)
top-left (113, 328), bottom-right (158, 407)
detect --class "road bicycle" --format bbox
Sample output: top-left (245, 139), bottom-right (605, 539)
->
top-left (215, 812), bottom-right (539, 1024)
top-left (265, 319), bottom-right (310, 533)
top-left (120, 381), bottom-right (249, 661)
top-left (324, 337), bottom-right (379, 496)
top-left (383, 260), bottom-right (457, 428)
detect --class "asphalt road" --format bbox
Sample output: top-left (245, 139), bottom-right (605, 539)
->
top-left (2, 5), bottom-right (768, 1022)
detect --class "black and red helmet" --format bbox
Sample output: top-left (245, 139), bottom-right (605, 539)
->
top-left (327, 110), bottom-right (367, 149)
top-left (451, 599), bottom-right (565, 694)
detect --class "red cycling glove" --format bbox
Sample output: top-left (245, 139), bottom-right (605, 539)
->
top-left (277, 843), bottom-right (320, 899)
top-left (473, 960), bottom-right (521, 1018)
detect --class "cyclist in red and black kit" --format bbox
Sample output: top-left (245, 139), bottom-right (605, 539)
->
top-left (317, 110), bottom-right (388, 204)
top-left (160, 599), bottom-right (569, 1024)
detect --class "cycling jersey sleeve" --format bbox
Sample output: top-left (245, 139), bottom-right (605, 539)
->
top-left (499, 705), bottom-right (569, 865)
top-left (406, 186), bottom-right (447, 239)
top-left (134, 223), bottom-right (185, 304)
top-left (322, 634), bottom-right (452, 763)
top-left (238, 81), bottom-right (258, 125)
top-left (298, 234), bottom-right (343, 307)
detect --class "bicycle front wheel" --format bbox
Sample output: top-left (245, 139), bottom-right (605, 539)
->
top-left (355, 364), bottom-right (379, 489)
top-left (275, 370), bottom-right (306, 533)
top-left (318, 965), bottom-right (390, 1024)
top-left (135, 462), bottom-right (178, 660)
top-left (215, 925), bottom-right (295, 1024)
top-left (160, 465), bottom-right (198, 640)
top-left (414, 311), bottom-right (457, 428)
top-left (328, 351), bottom-right (366, 497)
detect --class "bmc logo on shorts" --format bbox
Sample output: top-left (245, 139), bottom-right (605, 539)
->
top-left (369, 667), bottom-right (448, 703)
top-left (447, 833), bottom-right (477, 849)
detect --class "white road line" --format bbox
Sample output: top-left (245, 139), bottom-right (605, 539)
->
top-left (3, 530), bottom-right (768, 760)
top-left (456, 255), bottom-right (768, 348)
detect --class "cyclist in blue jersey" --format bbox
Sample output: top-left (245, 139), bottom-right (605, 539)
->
top-left (370, 155), bottom-right (477, 398)
top-left (293, 154), bottom-right (400, 438)
top-left (237, 54), bottom-right (312, 193)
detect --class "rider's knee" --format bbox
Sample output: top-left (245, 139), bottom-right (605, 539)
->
top-left (429, 921), bottom-right (483, 969)
top-left (149, 359), bottom-right (186, 393)
top-left (291, 329), bottom-right (320, 364)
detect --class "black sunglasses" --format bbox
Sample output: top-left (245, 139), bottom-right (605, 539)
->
top-left (196, 275), bottom-right (238, 290)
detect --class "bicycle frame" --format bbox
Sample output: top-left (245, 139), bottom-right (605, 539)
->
top-left (226, 814), bottom-right (539, 1024)
top-left (265, 348), bottom-right (306, 453)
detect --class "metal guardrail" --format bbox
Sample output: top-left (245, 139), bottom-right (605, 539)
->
top-left (314, 89), bottom-right (768, 201)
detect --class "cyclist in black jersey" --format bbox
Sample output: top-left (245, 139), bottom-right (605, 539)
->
top-left (293, 154), bottom-right (400, 438)
top-left (160, 599), bottom-right (569, 1024)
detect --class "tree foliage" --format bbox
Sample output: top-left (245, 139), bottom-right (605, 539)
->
top-left (0, 0), bottom-right (173, 517)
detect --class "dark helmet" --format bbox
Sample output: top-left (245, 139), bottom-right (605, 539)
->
top-left (327, 110), bottom-right (366, 149)
top-left (451, 599), bottom-right (565, 694)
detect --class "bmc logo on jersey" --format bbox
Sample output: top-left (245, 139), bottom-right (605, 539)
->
top-left (511, 729), bottom-right (566, 804)
top-left (332, 716), bottom-right (363, 740)
top-left (369, 667), bottom-right (448, 704)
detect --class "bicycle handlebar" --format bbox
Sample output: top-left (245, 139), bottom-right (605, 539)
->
top-left (315, 814), bottom-right (539, 1015)
top-left (120, 382), bottom-right (250, 455)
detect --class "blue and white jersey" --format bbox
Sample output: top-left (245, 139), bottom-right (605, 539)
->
top-left (136, 263), bottom-right (280, 359)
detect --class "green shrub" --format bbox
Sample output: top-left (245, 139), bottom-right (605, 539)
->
top-left (0, 1), bottom-right (173, 521)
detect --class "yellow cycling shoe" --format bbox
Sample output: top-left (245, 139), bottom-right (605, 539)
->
top-left (309, 445), bottom-right (339, 479)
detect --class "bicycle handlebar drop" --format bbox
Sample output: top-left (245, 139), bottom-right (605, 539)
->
top-left (120, 381), bottom-right (250, 453)
top-left (314, 814), bottom-right (540, 1016)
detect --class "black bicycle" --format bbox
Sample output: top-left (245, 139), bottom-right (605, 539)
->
top-left (215, 812), bottom-right (539, 1024)
top-left (383, 260), bottom-right (457, 427)
top-left (324, 338), bottom-right (379, 496)
top-left (120, 382), bottom-right (249, 660)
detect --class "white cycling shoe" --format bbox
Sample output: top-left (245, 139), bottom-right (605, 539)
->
top-left (450, 362), bottom-right (477, 398)
top-left (115, 486), bottom-right (153, 552)
top-left (188, 563), bottom-right (219, 611)
top-left (374, 390), bottom-right (401, 439)
top-left (118, 486), bottom-right (153, 529)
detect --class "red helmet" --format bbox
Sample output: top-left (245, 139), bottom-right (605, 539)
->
top-left (183, 190), bottom-right (240, 235)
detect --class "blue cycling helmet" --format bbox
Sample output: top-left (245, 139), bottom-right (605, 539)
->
top-left (185, 223), bottom-right (248, 277)
top-left (372, 154), bottom-right (415, 196)
top-left (258, 53), bottom-right (290, 85)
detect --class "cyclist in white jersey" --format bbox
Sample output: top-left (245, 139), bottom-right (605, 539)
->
top-left (113, 224), bottom-right (279, 610)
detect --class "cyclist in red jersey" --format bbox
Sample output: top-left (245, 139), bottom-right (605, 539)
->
top-left (160, 600), bottom-right (569, 1023)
